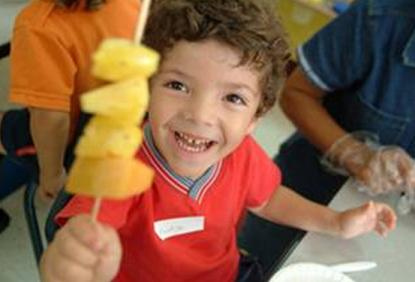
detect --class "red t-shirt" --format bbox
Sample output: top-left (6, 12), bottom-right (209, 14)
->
top-left (57, 135), bottom-right (281, 282)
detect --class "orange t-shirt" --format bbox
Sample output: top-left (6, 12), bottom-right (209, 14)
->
top-left (9, 0), bottom-right (140, 129)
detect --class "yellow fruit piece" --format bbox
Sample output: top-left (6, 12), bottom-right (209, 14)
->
top-left (76, 116), bottom-right (143, 158)
top-left (81, 77), bottom-right (149, 124)
top-left (92, 38), bottom-right (160, 81)
top-left (67, 157), bottom-right (154, 199)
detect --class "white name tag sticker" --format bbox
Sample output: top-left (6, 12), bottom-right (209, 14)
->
top-left (154, 216), bottom-right (205, 240)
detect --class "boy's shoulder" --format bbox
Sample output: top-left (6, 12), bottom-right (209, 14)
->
top-left (227, 135), bottom-right (258, 156)
top-left (225, 135), bottom-right (269, 164)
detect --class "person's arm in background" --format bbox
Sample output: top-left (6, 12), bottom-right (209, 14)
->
top-left (279, 0), bottom-right (415, 195)
top-left (280, 67), bottom-right (346, 153)
top-left (280, 68), bottom-right (371, 178)
top-left (9, 11), bottom-right (79, 200)
top-left (29, 107), bottom-right (69, 200)
top-left (251, 185), bottom-right (396, 239)
top-left (281, 66), bottom-right (415, 195)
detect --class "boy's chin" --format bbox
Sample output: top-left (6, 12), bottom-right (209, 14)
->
top-left (170, 164), bottom-right (206, 180)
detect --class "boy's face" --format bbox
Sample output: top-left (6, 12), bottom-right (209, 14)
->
top-left (149, 39), bottom-right (261, 179)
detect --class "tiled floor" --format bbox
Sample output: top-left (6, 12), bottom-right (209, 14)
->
top-left (0, 1), bottom-right (295, 281)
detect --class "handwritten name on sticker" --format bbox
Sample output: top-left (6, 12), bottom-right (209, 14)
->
top-left (154, 216), bottom-right (205, 240)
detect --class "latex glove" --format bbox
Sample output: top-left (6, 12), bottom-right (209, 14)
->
top-left (38, 167), bottom-right (67, 201)
top-left (322, 131), bottom-right (415, 195)
top-left (337, 201), bottom-right (396, 239)
top-left (40, 215), bottom-right (122, 282)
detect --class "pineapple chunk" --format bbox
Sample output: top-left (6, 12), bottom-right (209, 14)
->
top-left (76, 116), bottom-right (143, 158)
top-left (67, 157), bottom-right (154, 199)
top-left (92, 38), bottom-right (159, 81)
top-left (81, 77), bottom-right (148, 124)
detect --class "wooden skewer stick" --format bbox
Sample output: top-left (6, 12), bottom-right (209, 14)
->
top-left (90, 0), bottom-right (153, 221)
top-left (91, 197), bottom-right (102, 222)
top-left (134, 0), bottom-right (152, 44)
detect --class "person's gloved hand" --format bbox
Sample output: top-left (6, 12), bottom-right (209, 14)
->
top-left (322, 131), bottom-right (415, 195)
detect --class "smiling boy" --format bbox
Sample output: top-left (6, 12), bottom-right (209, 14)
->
top-left (149, 40), bottom-right (261, 179)
top-left (40, 1), bottom-right (396, 282)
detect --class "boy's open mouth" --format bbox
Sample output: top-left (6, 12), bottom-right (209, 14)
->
top-left (174, 131), bottom-right (216, 153)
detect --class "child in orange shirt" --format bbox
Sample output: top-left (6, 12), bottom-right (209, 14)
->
top-left (0, 0), bottom-right (140, 202)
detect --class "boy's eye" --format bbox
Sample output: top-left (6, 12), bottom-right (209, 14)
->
top-left (225, 94), bottom-right (247, 105)
top-left (165, 80), bottom-right (188, 92)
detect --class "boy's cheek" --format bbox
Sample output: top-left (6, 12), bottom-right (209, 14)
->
top-left (246, 118), bottom-right (260, 134)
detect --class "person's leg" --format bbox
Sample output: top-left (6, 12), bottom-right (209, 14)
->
top-left (0, 109), bottom-right (37, 200)
top-left (0, 109), bottom-right (35, 157)
top-left (238, 133), bottom-right (347, 278)
top-left (0, 208), bottom-right (10, 233)
top-left (0, 111), bottom-right (5, 153)
top-left (0, 156), bottom-right (34, 200)
top-left (236, 252), bottom-right (265, 282)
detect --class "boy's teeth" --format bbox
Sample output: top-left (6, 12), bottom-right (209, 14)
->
top-left (178, 132), bottom-right (209, 145)
top-left (175, 131), bottom-right (212, 152)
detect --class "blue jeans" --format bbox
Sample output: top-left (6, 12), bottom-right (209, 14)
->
top-left (0, 155), bottom-right (34, 200)
top-left (0, 109), bottom-right (91, 200)
top-left (236, 253), bottom-right (265, 282)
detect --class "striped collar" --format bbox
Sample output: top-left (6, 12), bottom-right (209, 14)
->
top-left (142, 124), bottom-right (222, 203)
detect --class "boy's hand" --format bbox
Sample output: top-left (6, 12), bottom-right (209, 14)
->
top-left (40, 215), bottom-right (122, 282)
top-left (38, 167), bottom-right (67, 201)
top-left (337, 201), bottom-right (397, 239)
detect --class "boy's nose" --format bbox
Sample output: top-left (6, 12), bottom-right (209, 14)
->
top-left (184, 96), bottom-right (216, 125)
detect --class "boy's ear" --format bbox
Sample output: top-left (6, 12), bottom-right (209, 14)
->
top-left (246, 117), bottom-right (260, 135)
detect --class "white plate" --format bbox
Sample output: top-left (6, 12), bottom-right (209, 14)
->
top-left (269, 263), bottom-right (355, 282)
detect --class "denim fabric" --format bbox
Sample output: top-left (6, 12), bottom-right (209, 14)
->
top-left (283, 0), bottom-right (415, 196)
top-left (0, 111), bottom-right (91, 199)
top-left (236, 252), bottom-right (265, 282)
top-left (298, 0), bottom-right (415, 156)
top-left (0, 156), bottom-right (32, 200)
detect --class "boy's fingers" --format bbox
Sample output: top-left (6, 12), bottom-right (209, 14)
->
top-left (362, 201), bottom-right (376, 219)
top-left (49, 251), bottom-right (94, 282)
top-left (99, 224), bottom-right (120, 252)
top-left (374, 222), bottom-right (387, 237)
top-left (42, 239), bottom-right (94, 282)
top-left (55, 226), bottom-right (100, 268)
top-left (375, 204), bottom-right (397, 228)
top-left (382, 211), bottom-right (396, 230)
top-left (67, 215), bottom-right (103, 251)
top-left (371, 204), bottom-right (397, 237)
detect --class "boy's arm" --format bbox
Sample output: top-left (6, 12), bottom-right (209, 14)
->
top-left (251, 186), bottom-right (341, 236)
top-left (29, 107), bottom-right (69, 200)
top-left (250, 185), bottom-right (396, 238)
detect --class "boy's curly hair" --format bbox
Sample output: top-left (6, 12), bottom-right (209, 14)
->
top-left (55, 0), bottom-right (106, 10)
top-left (143, 0), bottom-right (289, 117)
